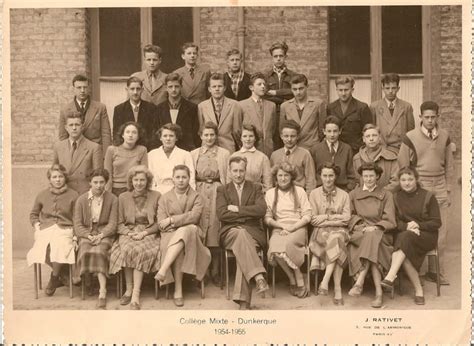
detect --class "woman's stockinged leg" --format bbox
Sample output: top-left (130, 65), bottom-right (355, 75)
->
top-left (124, 267), bottom-right (134, 296)
top-left (274, 256), bottom-right (296, 285)
top-left (333, 264), bottom-right (343, 299)
top-left (131, 269), bottom-right (144, 304)
top-left (320, 261), bottom-right (336, 290)
top-left (158, 240), bottom-right (185, 278)
top-left (97, 273), bottom-right (107, 298)
top-left (385, 250), bottom-right (406, 282)
top-left (402, 259), bottom-right (424, 296)
top-left (172, 251), bottom-right (185, 299)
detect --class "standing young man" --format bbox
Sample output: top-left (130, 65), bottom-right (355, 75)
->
top-left (224, 48), bottom-right (251, 101)
top-left (131, 44), bottom-right (168, 106)
top-left (398, 101), bottom-right (454, 285)
top-left (326, 76), bottom-right (373, 154)
top-left (198, 73), bottom-right (243, 153)
top-left (280, 74), bottom-right (326, 151)
top-left (173, 42), bottom-right (211, 105)
top-left (112, 76), bottom-right (157, 150)
top-left (59, 74), bottom-right (111, 155)
top-left (370, 73), bottom-right (415, 153)
top-left (155, 73), bottom-right (200, 151)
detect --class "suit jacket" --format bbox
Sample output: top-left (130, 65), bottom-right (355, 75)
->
top-left (224, 72), bottom-right (252, 101)
top-left (131, 70), bottom-right (168, 106)
top-left (370, 98), bottom-right (415, 152)
top-left (158, 188), bottom-right (203, 233)
top-left (216, 180), bottom-right (267, 247)
top-left (112, 99), bottom-right (157, 150)
top-left (117, 190), bottom-right (161, 235)
top-left (326, 97), bottom-right (374, 153)
top-left (154, 98), bottom-right (200, 151)
top-left (73, 191), bottom-right (118, 238)
top-left (173, 64), bottom-right (211, 105)
top-left (198, 97), bottom-right (243, 153)
top-left (239, 97), bottom-right (276, 157)
top-left (53, 136), bottom-right (103, 194)
top-left (59, 98), bottom-right (112, 155)
top-left (280, 97), bottom-right (326, 150)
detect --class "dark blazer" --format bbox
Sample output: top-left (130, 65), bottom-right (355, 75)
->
top-left (59, 98), bottom-right (112, 155)
top-left (263, 67), bottom-right (297, 106)
top-left (73, 191), bottom-right (118, 238)
top-left (112, 99), bottom-right (157, 150)
top-left (224, 72), bottom-right (252, 101)
top-left (216, 180), bottom-right (267, 247)
top-left (117, 190), bottom-right (161, 235)
top-left (53, 136), bottom-right (103, 194)
top-left (154, 98), bottom-right (200, 151)
top-left (325, 97), bottom-right (373, 153)
top-left (173, 64), bottom-right (211, 105)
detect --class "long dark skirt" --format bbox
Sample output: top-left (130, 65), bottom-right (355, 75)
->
top-left (394, 230), bottom-right (437, 271)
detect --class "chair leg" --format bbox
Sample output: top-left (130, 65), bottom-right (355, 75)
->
top-left (435, 252), bottom-right (441, 297)
top-left (306, 255), bottom-right (311, 292)
top-left (314, 271), bottom-right (319, 296)
top-left (34, 264), bottom-right (39, 299)
top-left (220, 249), bottom-right (224, 290)
top-left (116, 274), bottom-right (120, 299)
top-left (154, 280), bottom-right (159, 300)
top-left (38, 264), bottom-right (42, 289)
top-left (81, 275), bottom-right (85, 300)
top-left (165, 284), bottom-right (170, 299)
top-left (69, 264), bottom-right (74, 299)
top-left (201, 280), bottom-right (205, 299)
top-left (225, 251), bottom-right (230, 300)
top-left (272, 265), bottom-right (275, 298)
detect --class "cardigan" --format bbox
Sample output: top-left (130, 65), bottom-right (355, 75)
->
top-left (30, 187), bottom-right (79, 230)
top-left (73, 190), bottom-right (118, 238)
top-left (117, 190), bottom-right (161, 235)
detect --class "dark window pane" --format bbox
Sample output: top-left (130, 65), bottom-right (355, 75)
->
top-left (99, 8), bottom-right (141, 76)
top-left (152, 8), bottom-right (193, 73)
top-left (329, 6), bottom-right (370, 75)
top-left (382, 6), bottom-right (422, 74)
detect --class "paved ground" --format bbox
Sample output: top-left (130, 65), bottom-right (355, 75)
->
top-left (11, 167), bottom-right (463, 311)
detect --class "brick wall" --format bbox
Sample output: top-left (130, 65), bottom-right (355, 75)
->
top-left (10, 8), bottom-right (91, 164)
top-left (199, 7), bottom-right (329, 100)
top-left (438, 5), bottom-right (462, 157)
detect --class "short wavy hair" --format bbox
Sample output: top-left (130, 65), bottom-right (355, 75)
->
top-left (156, 123), bottom-right (183, 141)
top-left (335, 75), bottom-right (355, 88)
top-left (87, 168), bottom-right (110, 183)
top-left (173, 164), bottom-right (190, 177)
top-left (317, 161), bottom-right (341, 178)
top-left (397, 166), bottom-right (419, 181)
top-left (241, 123), bottom-right (260, 146)
top-left (271, 161), bottom-right (298, 182)
top-left (357, 162), bottom-right (383, 179)
top-left (126, 165), bottom-right (154, 191)
top-left (114, 121), bottom-right (145, 146)
top-left (198, 121), bottom-right (219, 136)
top-left (46, 163), bottom-right (69, 183)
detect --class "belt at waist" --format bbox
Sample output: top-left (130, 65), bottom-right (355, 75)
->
top-left (196, 177), bottom-right (221, 183)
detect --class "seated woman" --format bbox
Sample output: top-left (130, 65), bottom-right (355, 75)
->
top-left (347, 162), bottom-right (396, 308)
top-left (191, 121), bottom-right (230, 285)
top-left (353, 124), bottom-right (399, 191)
top-left (155, 165), bottom-right (211, 306)
top-left (308, 162), bottom-right (351, 305)
top-left (148, 123), bottom-right (195, 195)
top-left (104, 121), bottom-right (148, 197)
top-left (27, 163), bottom-right (79, 296)
top-left (381, 167), bottom-right (441, 305)
top-left (264, 162), bottom-right (312, 298)
top-left (108, 165), bottom-right (161, 310)
top-left (73, 168), bottom-right (118, 309)
top-left (228, 123), bottom-right (273, 192)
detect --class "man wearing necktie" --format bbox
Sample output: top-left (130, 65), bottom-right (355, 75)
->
top-left (370, 73), bottom-right (415, 153)
top-left (216, 156), bottom-right (269, 310)
top-left (112, 76), bottom-right (157, 150)
top-left (54, 111), bottom-right (103, 194)
top-left (58, 74), bottom-right (111, 155)
top-left (398, 101), bottom-right (455, 286)
top-left (131, 44), bottom-right (168, 106)
top-left (224, 49), bottom-right (251, 101)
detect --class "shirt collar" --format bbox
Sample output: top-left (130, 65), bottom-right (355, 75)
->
top-left (75, 97), bottom-right (89, 107)
top-left (200, 145), bottom-right (217, 154)
top-left (362, 184), bottom-right (377, 192)
top-left (233, 181), bottom-right (244, 191)
top-left (88, 189), bottom-right (105, 200)
top-left (326, 140), bottom-right (339, 151)
top-left (130, 100), bottom-right (141, 109)
top-left (228, 70), bottom-right (243, 78)
top-left (384, 97), bottom-right (397, 107)
top-left (69, 135), bottom-right (83, 146)
top-left (420, 124), bottom-right (438, 139)
top-left (284, 145), bottom-right (297, 154)
top-left (251, 96), bottom-right (262, 103)
top-left (240, 146), bottom-right (257, 153)
top-left (147, 70), bottom-right (159, 78)
top-left (212, 97), bottom-right (224, 106)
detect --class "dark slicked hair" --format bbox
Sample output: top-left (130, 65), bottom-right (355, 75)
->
top-left (269, 41), bottom-right (289, 55)
top-left (72, 74), bottom-right (88, 86)
top-left (143, 44), bottom-right (163, 57)
top-left (420, 101), bottom-right (439, 114)
top-left (290, 74), bottom-right (308, 86)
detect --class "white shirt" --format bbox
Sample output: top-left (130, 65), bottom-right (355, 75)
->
top-left (384, 97), bottom-right (397, 108)
top-left (420, 125), bottom-right (439, 140)
top-left (325, 140), bottom-right (339, 153)
top-left (88, 190), bottom-right (104, 223)
top-left (362, 184), bottom-right (377, 192)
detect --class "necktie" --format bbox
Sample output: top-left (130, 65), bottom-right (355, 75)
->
top-left (71, 141), bottom-right (77, 160)
top-left (80, 102), bottom-right (85, 111)
top-left (389, 102), bottom-right (395, 116)
top-left (133, 105), bottom-right (139, 122)
top-left (285, 149), bottom-right (291, 157)
top-left (231, 74), bottom-right (239, 95)
top-left (215, 101), bottom-right (222, 122)
top-left (330, 143), bottom-right (336, 157)
top-left (189, 67), bottom-right (195, 79)
top-left (149, 73), bottom-right (155, 90)
top-left (428, 129), bottom-right (433, 140)
top-left (236, 184), bottom-right (242, 205)
top-left (257, 99), bottom-right (264, 117)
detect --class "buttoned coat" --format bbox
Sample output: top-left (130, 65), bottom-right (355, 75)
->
top-left (239, 97), bottom-right (276, 157)
top-left (53, 136), bottom-right (103, 194)
top-left (370, 98), bottom-right (415, 152)
top-left (173, 64), bottom-right (211, 105)
top-left (216, 181), bottom-right (267, 247)
top-left (280, 97), bottom-right (326, 150)
top-left (59, 99), bottom-right (112, 155)
top-left (198, 97), bottom-right (243, 153)
top-left (131, 70), bottom-right (168, 106)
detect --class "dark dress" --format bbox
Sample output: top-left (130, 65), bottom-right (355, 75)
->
top-left (393, 187), bottom-right (441, 271)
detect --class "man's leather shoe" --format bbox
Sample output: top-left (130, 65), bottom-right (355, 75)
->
top-left (255, 278), bottom-right (269, 294)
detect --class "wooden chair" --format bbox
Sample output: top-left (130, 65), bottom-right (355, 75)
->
top-left (33, 263), bottom-right (74, 299)
top-left (80, 272), bottom-right (122, 300)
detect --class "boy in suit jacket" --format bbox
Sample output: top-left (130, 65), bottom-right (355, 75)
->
top-left (154, 73), bottom-right (200, 151)
top-left (131, 44), bottom-right (168, 106)
top-left (280, 74), bottom-right (326, 151)
top-left (370, 73), bottom-right (415, 153)
top-left (173, 42), bottom-right (211, 105)
top-left (54, 111), bottom-right (103, 194)
top-left (198, 73), bottom-right (243, 153)
top-left (112, 76), bottom-right (157, 150)
top-left (216, 156), bottom-right (269, 309)
top-left (239, 72), bottom-right (276, 157)
top-left (58, 74), bottom-right (112, 155)
top-left (224, 48), bottom-right (251, 101)
top-left (325, 75), bottom-right (373, 153)
top-left (310, 116), bottom-right (356, 191)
